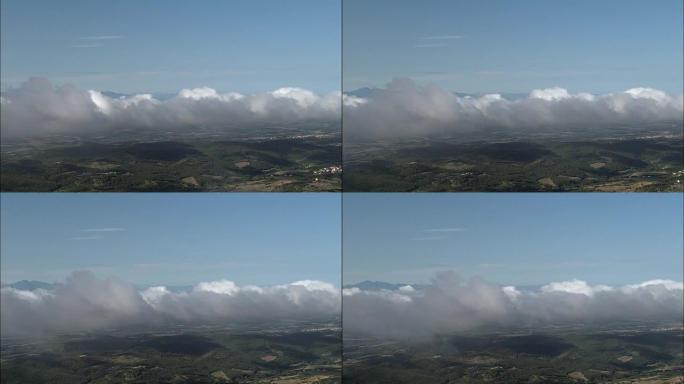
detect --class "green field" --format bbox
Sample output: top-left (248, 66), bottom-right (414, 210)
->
top-left (344, 136), bottom-right (683, 192)
top-left (1, 322), bottom-right (341, 384)
top-left (1, 129), bottom-right (341, 192)
top-left (343, 327), bottom-right (683, 384)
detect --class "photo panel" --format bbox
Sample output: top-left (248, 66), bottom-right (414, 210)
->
top-left (2, 1), bottom-right (683, 384)
top-left (342, 193), bottom-right (683, 382)
top-left (1, 193), bottom-right (341, 383)
top-left (342, 0), bottom-right (683, 192)
top-left (1, 0), bottom-right (341, 192)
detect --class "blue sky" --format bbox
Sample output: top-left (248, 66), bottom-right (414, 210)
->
top-left (1, 193), bottom-right (341, 286)
top-left (344, 0), bottom-right (683, 94)
top-left (1, 0), bottom-right (340, 94)
top-left (343, 193), bottom-right (683, 286)
top-left (2, 193), bottom-right (681, 288)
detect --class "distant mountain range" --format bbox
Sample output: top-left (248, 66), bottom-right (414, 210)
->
top-left (2, 280), bottom-right (192, 293)
top-left (6, 279), bottom-right (422, 293)
top-left (5, 279), bottom-right (544, 293)
top-left (2, 280), bottom-right (55, 291)
top-left (100, 91), bottom-right (177, 101)
top-left (344, 280), bottom-right (545, 292)
top-left (343, 280), bottom-right (428, 291)
top-left (99, 88), bottom-right (529, 102)
top-left (345, 87), bottom-right (529, 100)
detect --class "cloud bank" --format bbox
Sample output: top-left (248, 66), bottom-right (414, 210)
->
top-left (0, 78), bottom-right (340, 138)
top-left (1, 271), bottom-right (340, 337)
top-left (344, 78), bottom-right (683, 139)
top-left (343, 271), bottom-right (684, 340)
top-left (4, 270), bottom-right (681, 339)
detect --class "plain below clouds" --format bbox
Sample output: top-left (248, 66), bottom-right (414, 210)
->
top-left (0, 77), bottom-right (341, 139)
top-left (344, 78), bottom-right (683, 139)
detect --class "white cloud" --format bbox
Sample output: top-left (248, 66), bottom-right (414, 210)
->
top-left (624, 87), bottom-right (672, 104)
top-left (502, 285), bottom-right (521, 301)
top-left (1, 78), bottom-right (340, 139)
top-left (1, 287), bottom-right (53, 302)
top-left (344, 271), bottom-right (684, 340)
top-left (271, 87), bottom-right (319, 108)
top-left (140, 286), bottom-right (171, 306)
top-left (343, 94), bottom-right (368, 107)
top-left (344, 78), bottom-right (684, 139)
top-left (290, 280), bottom-right (338, 294)
top-left (398, 285), bottom-right (416, 293)
top-left (342, 287), bottom-right (361, 296)
top-left (626, 279), bottom-right (683, 291)
top-left (194, 279), bottom-right (240, 295)
top-left (1, 271), bottom-right (340, 337)
top-left (540, 279), bottom-right (613, 297)
top-left (177, 86), bottom-right (244, 102)
top-left (529, 86), bottom-right (572, 101)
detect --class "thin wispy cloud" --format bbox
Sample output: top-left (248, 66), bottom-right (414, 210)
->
top-left (424, 35), bottom-right (464, 40)
top-left (476, 70), bottom-right (505, 76)
top-left (71, 235), bottom-right (104, 241)
top-left (414, 43), bottom-right (448, 49)
top-left (72, 43), bottom-right (103, 49)
top-left (414, 35), bottom-right (464, 49)
top-left (412, 227), bottom-right (467, 241)
top-left (72, 35), bottom-right (122, 49)
top-left (412, 235), bottom-right (449, 241)
top-left (422, 227), bottom-right (467, 233)
top-left (79, 35), bottom-right (123, 41)
top-left (412, 227), bottom-right (466, 241)
top-left (81, 228), bottom-right (125, 233)
top-left (70, 228), bottom-right (124, 240)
